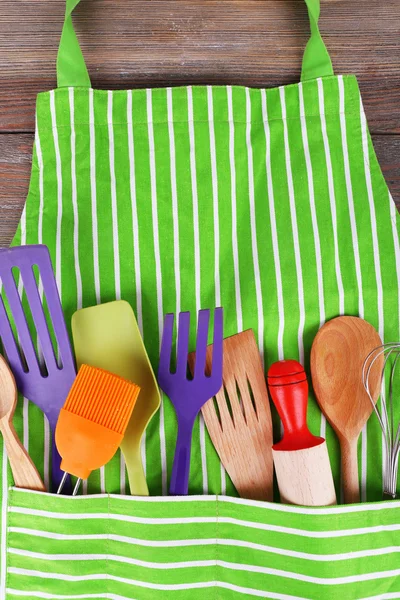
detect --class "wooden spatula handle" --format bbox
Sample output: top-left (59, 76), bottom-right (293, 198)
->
top-left (341, 437), bottom-right (360, 504)
top-left (1, 419), bottom-right (46, 492)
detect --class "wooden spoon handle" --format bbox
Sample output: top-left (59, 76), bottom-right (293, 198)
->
top-left (1, 421), bottom-right (46, 492)
top-left (341, 438), bottom-right (360, 504)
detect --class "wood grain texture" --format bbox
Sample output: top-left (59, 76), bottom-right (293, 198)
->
top-left (189, 330), bottom-right (274, 502)
top-left (310, 317), bottom-right (384, 504)
top-left (0, 356), bottom-right (46, 492)
top-left (0, 1), bottom-right (399, 132)
top-left (0, 0), bottom-right (399, 245)
top-left (272, 442), bottom-right (337, 506)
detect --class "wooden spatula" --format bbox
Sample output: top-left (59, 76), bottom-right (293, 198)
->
top-left (310, 316), bottom-right (383, 504)
top-left (189, 330), bottom-right (274, 502)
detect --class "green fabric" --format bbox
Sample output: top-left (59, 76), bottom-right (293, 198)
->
top-left (57, 0), bottom-right (90, 88)
top-left (301, 0), bottom-right (333, 80)
top-left (56, 0), bottom-right (333, 87)
top-left (2, 74), bottom-right (400, 600)
top-left (1, 1), bottom-right (400, 598)
top-left (4, 488), bottom-right (400, 599)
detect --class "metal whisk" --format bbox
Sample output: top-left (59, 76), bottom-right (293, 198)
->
top-left (362, 343), bottom-right (400, 500)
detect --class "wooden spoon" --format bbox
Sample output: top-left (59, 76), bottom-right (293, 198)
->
top-left (0, 355), bottom-right (46, 492)
top-left (310, 317), bottom-right (383, 504)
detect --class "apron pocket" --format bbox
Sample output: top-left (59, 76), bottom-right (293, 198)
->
top-left (5, 488), bottom-right (400, 599)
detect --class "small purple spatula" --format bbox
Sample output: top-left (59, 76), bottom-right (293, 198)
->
top-left (158, 308), bottom-right (223, 495)
top-left (0, 245), bottom-right (76, 493)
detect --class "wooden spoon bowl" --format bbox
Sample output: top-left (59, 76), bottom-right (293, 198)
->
top-left (310, 317), bottom-right (383, 504)
top-left (0, 355), bottom-right (17, 420)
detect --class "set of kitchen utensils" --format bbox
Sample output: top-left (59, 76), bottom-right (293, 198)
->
top-left (0, 244), bottom-right (398, 504)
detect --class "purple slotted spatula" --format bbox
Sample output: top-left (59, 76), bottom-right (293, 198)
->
top-left (158, 308), bottom-right (223, 495)
top-left (0, 245), bottom-right (76, 492)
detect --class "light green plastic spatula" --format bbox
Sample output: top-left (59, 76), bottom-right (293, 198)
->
top-left (71, 300), bottom-right (161, 495)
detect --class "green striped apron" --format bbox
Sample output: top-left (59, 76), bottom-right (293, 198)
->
top-left (1, 0), bottom-right (400, 598)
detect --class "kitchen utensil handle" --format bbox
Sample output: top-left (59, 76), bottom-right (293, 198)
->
top-left (341, 438), bottom-right (360, 504)
top-left (48, 417), bottom-right (72, 494)
top-left (52, 437), bottom-right (68, 492)
top-left (125, 446), bottom-right (149, 496)
top-left (169, 419), bottom-right (194, 496)
top-left (268, 360), bottom-right (321, 451)
top-left (2, 420), bottom-right (46, 492)
top-left (272, 442), bottom-right (337, 506)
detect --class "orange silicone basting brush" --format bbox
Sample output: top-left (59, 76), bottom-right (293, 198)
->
top-left (56, 364), bottom-right (140, 495)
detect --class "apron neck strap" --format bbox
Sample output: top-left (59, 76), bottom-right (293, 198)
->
top-left (56, 0), bottom-right (333, 88)
top-left (301, 0), bottom-right (333, 81)
top-left (57, 0), bottom-right (91, 88)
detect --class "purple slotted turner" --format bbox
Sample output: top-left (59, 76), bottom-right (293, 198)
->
top-left (158, 308), bottom-right (223, 495)
top-left (0, 245), bottom-right (76, 493)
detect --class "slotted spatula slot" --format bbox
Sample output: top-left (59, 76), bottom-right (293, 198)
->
top-left (13, 265), bottom-right (50, 377)
top-left (235, 379), bottom-right (246, 421)
top-left (224, 380), bottom-right (246, 427)
top-left (0, 269), bottom-right (41, 376)
top-left (211, 385), bottom-right (235, 433)
top-left (238, 377), bottom-right (256, 423)
top-left (176, 312), bottom-right (190, 376)
top-left (223, 384), bottom-right (235, 423)
top-left (246, 377), bottom-right (258, 419)
top-left (0, 293), bottom-right (28, 374)
top-left (211, 395), bottom-right (223, 429)
top-left (11, 264), bottom-right (59, 377)
top-left (32, 264), bottom-right (63, 371)
top-left (1, 270), bottom-right (27, 373)
top-left (35, 254), bottom-right (75, 375)
top-left (20, 263), bottom-right (60, 376)
top-left (193, 309), bottom-right (210, 378)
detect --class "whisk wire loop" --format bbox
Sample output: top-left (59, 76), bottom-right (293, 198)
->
top-left (362, 343), bottom-right (400, 499)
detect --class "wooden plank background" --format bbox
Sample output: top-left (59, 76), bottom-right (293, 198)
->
top-left (0, 0), bottom-right (399, 247)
